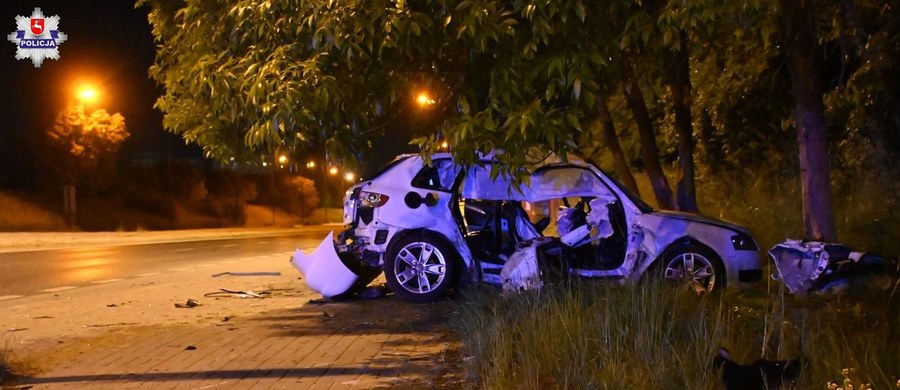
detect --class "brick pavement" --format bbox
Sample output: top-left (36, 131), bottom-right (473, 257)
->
top-left (1, 251), bottom-right (462, 389)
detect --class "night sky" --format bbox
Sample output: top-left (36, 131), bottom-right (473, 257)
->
top-left (0, 1), bottom-right (198, 188)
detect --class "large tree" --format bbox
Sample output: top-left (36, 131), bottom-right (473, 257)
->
top-left (38, 103), bottom-right (129, 193)
top-left (142, 0), bottom-right (898, 236)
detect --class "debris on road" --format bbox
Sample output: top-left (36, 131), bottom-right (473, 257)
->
top-left (211, 271), bottom-right (282, 278)
top-left (174, 299), bottom-right (201, 308)
top-left (185, 345), bottom-right (197, 351)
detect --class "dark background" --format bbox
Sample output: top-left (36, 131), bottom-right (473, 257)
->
top-left (0, 1), bottom-right (200, 189)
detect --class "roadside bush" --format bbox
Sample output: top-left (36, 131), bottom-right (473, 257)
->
top-left (453, 279), bottom-right (900, 389)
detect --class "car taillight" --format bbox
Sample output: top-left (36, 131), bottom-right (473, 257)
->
top-left (360, 191), bottom-right (389, 207)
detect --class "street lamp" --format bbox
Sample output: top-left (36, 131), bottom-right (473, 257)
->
top-left (328, 166), bottom-right (339, 175)
top-left (415, 90), bottom-right (436, 107)
top-left (78, 87), bottom-right (97, 102)
top-left (62, 84), bottom-right (101, 229)
top-left (343, 172), bottom-right (355, 182)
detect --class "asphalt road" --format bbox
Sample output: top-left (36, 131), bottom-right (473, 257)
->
top-left (0, 228), bottom-right (335, 297)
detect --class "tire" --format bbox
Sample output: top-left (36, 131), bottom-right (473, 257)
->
top-left (384, 232), bottom-right (460, 303)
top-left (655, 244), bottom-right (726, 294)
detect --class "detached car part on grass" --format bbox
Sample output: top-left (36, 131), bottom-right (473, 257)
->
top-left (291, 152), bottom-right (764, 302)
top-left (768, 239), bottom-right (886, 294)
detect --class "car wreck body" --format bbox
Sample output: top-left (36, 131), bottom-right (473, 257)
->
top-left (291, 153), bottom-right (763, 302)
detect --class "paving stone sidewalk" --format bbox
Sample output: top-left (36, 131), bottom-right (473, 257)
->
top-left (1, 252), bottom-right (463, 389)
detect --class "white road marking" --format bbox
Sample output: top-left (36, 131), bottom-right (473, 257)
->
top-left (222, 244), bottom-right (238, 248)
top-left (257, 241), bottom-right (269, 245)
top-left (174, 248), bottom-right (195, 252)
top-left (41, 286), bottom-right (77, 293)
top-left (90, 278), bottom-right (123, 284)
top-left (0, 295), bottom-right (23, 301)
top-left (135, 272), bottom-right (159, 277)
top-left (170, 267), bottom-right (189, 272)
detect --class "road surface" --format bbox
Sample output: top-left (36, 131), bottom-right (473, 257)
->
top-left (0, 227), bottom-right (334, 298)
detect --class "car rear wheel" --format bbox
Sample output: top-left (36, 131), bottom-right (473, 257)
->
top-left (658, 245), bottom-right (725, 294)
top-left (384, 233), bottom-right (460, 303)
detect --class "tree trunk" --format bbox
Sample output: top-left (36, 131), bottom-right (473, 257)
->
top-left (781, 0), bottom-right (837, 241)
top-left (621, 59), bottom-right (676, 209)
top-left (597, 92), bottom-right (640, 196)
top-left (666, 33), bottom-right (699, 213)
top-left (698, 109), bottom-right (724, 172)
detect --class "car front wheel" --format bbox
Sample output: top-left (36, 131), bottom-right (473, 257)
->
top-left (659, 245), bottom-right (725, 294)
top-left (384, 233), bottom-right (460, 303)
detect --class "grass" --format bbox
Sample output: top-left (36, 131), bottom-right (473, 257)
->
top-left (0, 339), bottom-right (39, 385)
top-left (451, 275), bottom-right (900, 389)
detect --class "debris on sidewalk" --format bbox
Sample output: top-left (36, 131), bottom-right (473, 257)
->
top-left (211, 271), bottom-right (282, 277)
top-left (204, 289), bottom-right (270, 299)
top-left (358, 284), bottom-right (391, 299)
top-left (174, 299), bottom-right (201, 308)
top-left (7, 327), bottom-right (27, 332)
top-left (83, 322), bottom-right (140, 328)
top-left (185, 345), bottom-right (197, 351)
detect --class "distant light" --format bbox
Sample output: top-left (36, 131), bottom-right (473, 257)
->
top-left (440, 141), bottom-right (449, 150)
top-left (77, 85), bottom-right (98, 102)
top-left (344, 172), bottom-right (355, 182)
top-left (415, 91), bottom-right (436, 107)
top-left (278, 155), bottom-right (288, 164)
top-left (306, 160), bottom-right (316, 169)
top-left (328, 167), bottom-right (339, 175)
top-left (262, 162), bottom-right (268, 167)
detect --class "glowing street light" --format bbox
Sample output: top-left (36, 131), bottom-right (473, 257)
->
top-left (278, 155), bottom-right (288, 164)
top-left (306, 160), bottom-right (317, 169)
top-left (77, 85), bottom-right (98, 103)
top-left (328, 166), bottom-right (339, 175)
top-left (415, 91), bottom-right (436, 107)
top-left (343, 172), bottom-right (355, 182)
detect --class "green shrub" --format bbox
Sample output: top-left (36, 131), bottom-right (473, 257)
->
top-left (453, 278), bottom-right (900, 389)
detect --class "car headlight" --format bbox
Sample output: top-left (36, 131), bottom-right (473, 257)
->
top-left (731, 233), bottom-right (758, 251)
top-left (360, 191), bottom-right (390, 208)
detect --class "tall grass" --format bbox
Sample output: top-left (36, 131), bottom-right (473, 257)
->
top-left (452, 277), bottom-right (900, 389)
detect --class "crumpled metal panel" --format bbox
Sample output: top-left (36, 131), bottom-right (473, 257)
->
top-left (290, 231), bottom-right (358, 298)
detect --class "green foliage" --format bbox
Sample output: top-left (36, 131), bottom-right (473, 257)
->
top-left (37, 103), bottom-right (129, 194)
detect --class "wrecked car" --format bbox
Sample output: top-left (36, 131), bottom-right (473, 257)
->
top-left (292, 153), bottom-right (763, 302)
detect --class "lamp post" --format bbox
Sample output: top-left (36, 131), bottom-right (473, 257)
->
top-left (62, 84), bottom-right (100, 228)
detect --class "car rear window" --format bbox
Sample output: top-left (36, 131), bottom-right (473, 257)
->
top-left (411, 158), bottom-right (458, 191)
top-left (359, 155), bottom-right (412, 182)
